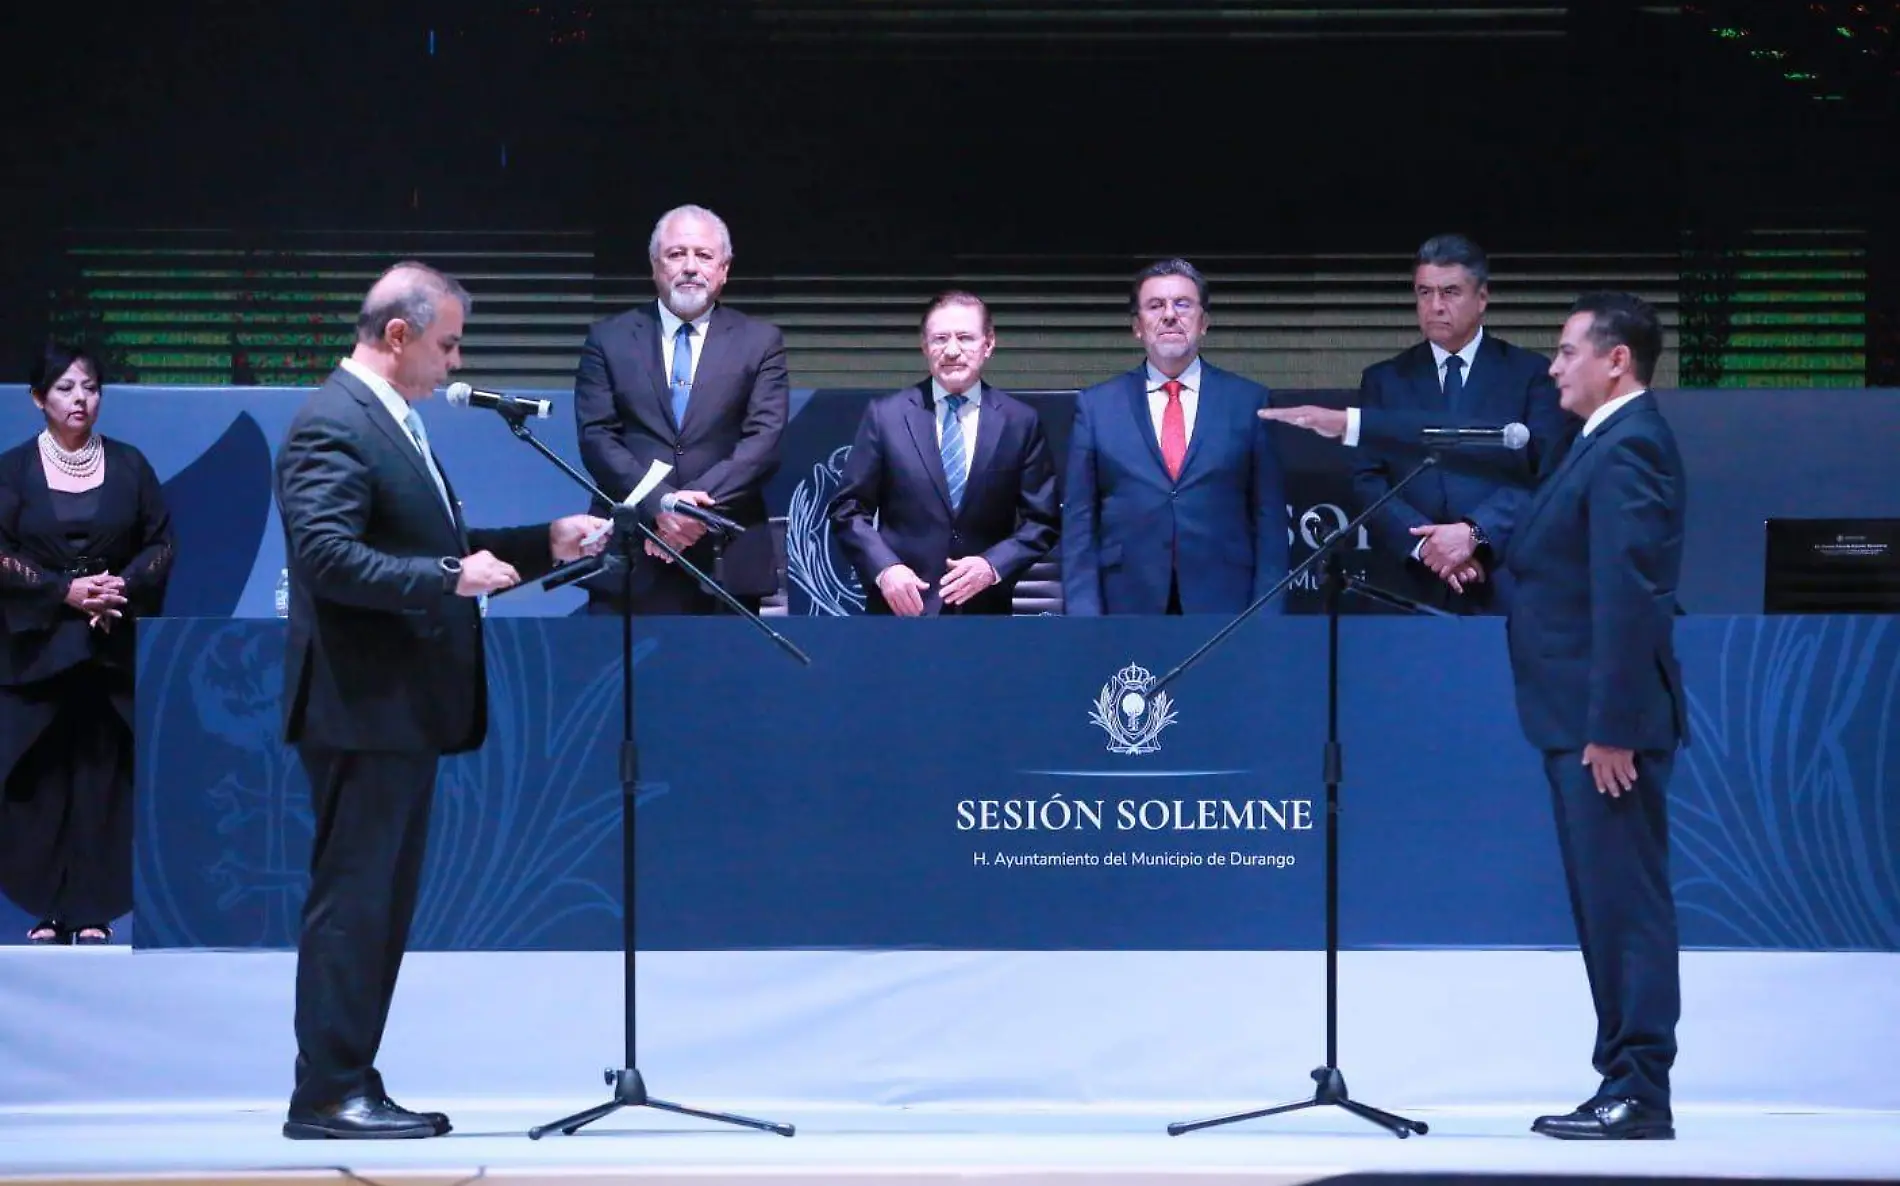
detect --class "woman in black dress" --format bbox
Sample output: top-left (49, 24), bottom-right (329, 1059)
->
top-left (0, 343), bottom-right (174, 943)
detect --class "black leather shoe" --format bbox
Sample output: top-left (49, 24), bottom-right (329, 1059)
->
top-left (382, 1094), bottom-right (452, 1136)
top-left (1532, 1096), bottom-right (1674, 1140)
top-left (284, 1095), bottom-right (441, 1139)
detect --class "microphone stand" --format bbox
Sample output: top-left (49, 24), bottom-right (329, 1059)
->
top-left (502, 418), bottom-right (805, 662)
top-left (1296, 514), bottom-right (1458, 622)
top-left (1157, 450), bottom-right (1451, 1141)
top-left (1333, 547), bottom-right (1458, 619)
top-left (1341, 574), bottom-right (1454, 618)
top-left (492, 410), bottom-right (806, 1141)
top-left (711, 535), bottom-right (729, 614)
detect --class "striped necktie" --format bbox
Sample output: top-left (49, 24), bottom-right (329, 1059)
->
top-left (941, 394), bottom-right (968, 511)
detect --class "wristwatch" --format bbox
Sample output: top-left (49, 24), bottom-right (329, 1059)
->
top-left (1461, 519), bottom-right (1491, 559)
top-left (438, 555), bottom-right (463, 593)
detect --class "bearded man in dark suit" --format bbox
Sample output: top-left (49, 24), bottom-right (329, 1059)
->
top-left (573, 204), bottom-right (789, 613)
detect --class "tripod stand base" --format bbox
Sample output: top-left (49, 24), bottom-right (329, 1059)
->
top-left (527, 1069), bottom-right (796, 1140)
top-left (1167, 1066), bottom-right (1427, 1139)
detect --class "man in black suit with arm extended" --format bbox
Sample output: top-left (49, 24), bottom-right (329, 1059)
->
top-left (573, 204), bottom-right (789, 613)
top-left (827, 290), bottom-right (1058, 615)
top-left (1506, 291), bottom-right (1689, 1140)
top-left (275, 262), bottom-right (606, 1139)
top-left (1263, 234), bottom-right (1571, 610)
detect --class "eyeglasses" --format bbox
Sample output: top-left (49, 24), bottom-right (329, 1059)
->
top-left (925, 333), bottom-right (987, 352)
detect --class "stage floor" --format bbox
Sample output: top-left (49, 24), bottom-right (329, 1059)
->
top-left (8, 948), bottom-right (1899, 1184)
top-left (2, 1103), bottom-right (1898, 1185)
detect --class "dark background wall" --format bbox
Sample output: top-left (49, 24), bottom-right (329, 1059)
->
top-left (1, 1), bottom-right (1895, 373)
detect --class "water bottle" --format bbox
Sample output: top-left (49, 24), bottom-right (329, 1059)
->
top-left (274, 569), bottom-right (290, 618)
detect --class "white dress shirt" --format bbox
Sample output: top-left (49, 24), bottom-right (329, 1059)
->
top-left (657, 301), bottom-right (714, 384)
top-left (932, 378), bottom-right (983, 487)
top-left (1145, 356), bottom-right (1203, 446)
top-left (1582, 388), bottom-right (1647, 437)
top-left (340, 356), bottom-right (416, 438)
top-left (1343, 326), bottom-right (1485, 448)
top-left (339, 355), bottom-right (452, 510)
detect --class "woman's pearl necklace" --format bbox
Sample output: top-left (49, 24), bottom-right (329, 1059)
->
top-left (39, 429), bottom-right (103, 479)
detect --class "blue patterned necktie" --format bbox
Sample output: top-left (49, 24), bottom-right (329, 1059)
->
top-left (670, 321), bottom-right (695, 426)
top-left (940, 394), bottom-right (968, 511)
top-left (1443, 353), bottom-right (1466, 411)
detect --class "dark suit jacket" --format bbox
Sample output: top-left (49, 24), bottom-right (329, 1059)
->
top-left (573, 301), bottom-right (790, 598)
top-left (828, 381), bottom-right (1059, 615)
top-left (274, 368), bottom-right (552, 755)
top-left (1351, 334), bottom-right (1571, 590)
top-left (0, 437), bottom-right (173, 784)
top-left (1062, 360), bottom-right (1288, 615)
top-left (0, 437), bottom-right (173, 689)
top-left (1504, 393), bottom-right (1689, 754)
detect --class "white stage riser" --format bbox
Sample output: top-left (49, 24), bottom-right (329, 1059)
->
top-left (2, 950), bottom-right (1892, 1111)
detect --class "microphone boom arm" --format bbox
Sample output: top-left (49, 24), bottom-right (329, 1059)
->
top-left (502, 419), bottom-right (809, 665)
top-left (1149, 451), bottom-right (1442, 695)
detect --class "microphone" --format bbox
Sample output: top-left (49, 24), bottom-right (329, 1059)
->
top-left (490, 553), bottom-right (606, 596)
top-left (445, 382), bottom-right (552, 420)
top-left (660, 493), bottom-right (745, 536)
top-left (1420, 423), bottom-right (1529, 450)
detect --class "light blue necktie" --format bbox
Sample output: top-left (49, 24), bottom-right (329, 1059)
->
top-left (670, 321), bottom-right (695, 426)
top-left (940, 394), bottom-right (968, 511)
top-left (401, 407), bottom-right (454, 520)
top-left (405, 407), bottom-right (484, 613)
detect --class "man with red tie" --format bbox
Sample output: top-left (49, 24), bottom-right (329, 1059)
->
top-left (1061, 258), bottom-right (1288, 614)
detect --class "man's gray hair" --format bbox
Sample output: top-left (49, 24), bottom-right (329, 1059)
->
top-left (355, 261), bottom-right (472, 345)
top-left (1414, 234), bottom-right (1490, 288)
top-left (648, 204), bottom-right (734, 262)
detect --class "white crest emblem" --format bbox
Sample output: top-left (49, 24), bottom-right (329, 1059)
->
top-left (1089, 663), bottom-right (1178, 755)
top-left (784, 445), bottom-right (866, 616)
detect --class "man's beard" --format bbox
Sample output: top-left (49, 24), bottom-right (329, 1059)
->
top-left (667, 282), bottom-right (713, 319)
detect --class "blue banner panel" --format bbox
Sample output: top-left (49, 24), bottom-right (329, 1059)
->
top-left (0, 384), bottom-right (1435, 621)
top-left (9, 385), bottom-right (1899, 619)
top-left (133, 615), bottom-right (1900, 953)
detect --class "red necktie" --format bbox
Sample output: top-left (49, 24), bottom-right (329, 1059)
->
top-left (1161, 379), bottom-right (1187, 480)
